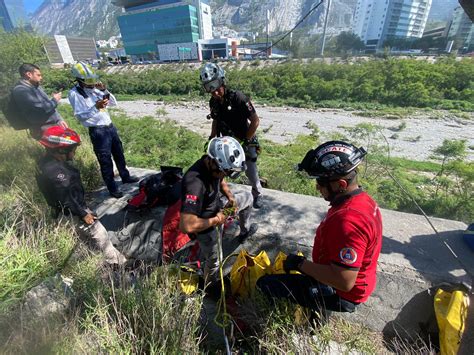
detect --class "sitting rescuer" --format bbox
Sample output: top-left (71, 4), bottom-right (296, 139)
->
top-left (257, 140), bottom-right (383, 313)
top-left (179, 136), bottom-right (258, 287)
top-left (200, 63), bottom-right (264, 209)
top-left (36, 126), bottom-right (127, 265)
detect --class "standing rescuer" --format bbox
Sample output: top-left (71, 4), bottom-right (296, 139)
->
top-left (36, 126), bottom-right (127, 265)
top-left (179, 136), bottom-right (258, 286)
top-left (68, 62), bottom-right (138, 199)
top-left (257, 141), bottom-right (383, 314)
top-left (200, 63), bottom-right (264, 209)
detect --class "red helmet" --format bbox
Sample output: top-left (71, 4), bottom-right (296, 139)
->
top-left (39, 126), bottom-right (81, 150)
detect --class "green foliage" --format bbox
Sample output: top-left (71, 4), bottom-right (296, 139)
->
top-left (114, 114), bottom-right (205, 170)
top-left (35, 58), bottom-right (474, 112)
top-left (0, 186), bottom-right (76, 314)
top-left (433, 139), bottom-right (467, 161)
top-left (70, 268), bottom-right (203, 353)
top-left (334, 32), bottom-right (365, 55)
top-left (0, 30), bottom-right (48, 95)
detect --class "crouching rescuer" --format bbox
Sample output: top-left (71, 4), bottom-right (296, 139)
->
top-left (257, 141), bottom-right (383, 314)
top-left (36, 126), bottom-right (127, 265)
top-left (179, 136), bottom-right (258, 286)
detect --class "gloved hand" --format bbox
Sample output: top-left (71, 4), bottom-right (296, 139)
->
top-left (283, 254), bottom-right (306, 273)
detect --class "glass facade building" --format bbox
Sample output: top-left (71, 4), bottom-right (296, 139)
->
top-left (0, 0), bottom-right (29, 32)
top-left (353, 0), bottom-right (432, 52)
top-left (117, 2), bottom-right (200, 57)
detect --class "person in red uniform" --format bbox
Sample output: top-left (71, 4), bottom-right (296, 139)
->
top-left (257, 140), bottom-right (383, 313)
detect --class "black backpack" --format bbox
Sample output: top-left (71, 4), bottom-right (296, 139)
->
top-left (0, 89), bottom-right (30, 130)
top-left (127, 166), bottom-right (183, 211)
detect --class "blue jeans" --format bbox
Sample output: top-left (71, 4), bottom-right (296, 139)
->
top-left (89, 124), bottom-right (131, 193)
top-left (257, 274), bottom-right (357, 313)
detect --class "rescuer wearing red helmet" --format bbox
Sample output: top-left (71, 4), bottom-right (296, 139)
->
top-left (36, 126), bottom-right (126, 265)
top-left (257, 141), bottom-right (383, 314)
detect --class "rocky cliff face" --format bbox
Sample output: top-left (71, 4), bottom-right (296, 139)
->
top-left (31, 0), bottom-right (121, 39)
top-left (31, 0), bottom-right (357, 40)
top-left (210, 0), bottom-right (357, 34)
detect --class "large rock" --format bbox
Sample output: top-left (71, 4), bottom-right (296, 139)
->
top-left (21, 275), bottom-right (74, 321)
top-left (90, 168), bottom-right (473, 344)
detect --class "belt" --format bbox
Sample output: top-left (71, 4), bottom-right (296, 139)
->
top-left (89, 123), bottom-right (113, 129)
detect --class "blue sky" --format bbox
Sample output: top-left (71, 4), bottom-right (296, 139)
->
top-left (24, 0), bottom-right (44, 14)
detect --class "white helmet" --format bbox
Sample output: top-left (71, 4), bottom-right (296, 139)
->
top-left (200, 63), bottom-right (225, 93)
top-left (71, 61), bottom-right (98, 85)
top-left (207, 136), bottom-right (246, 179)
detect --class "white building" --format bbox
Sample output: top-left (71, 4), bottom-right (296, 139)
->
top-left (194, 0), bottom-right (213, 40)
top-left (353, 0), bottom-right (432, 52)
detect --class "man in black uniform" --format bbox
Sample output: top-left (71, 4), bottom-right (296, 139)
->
top-left (179, 136), bottom-right (257, 285)
top-left (36, 126), bottom-right (126, 265)
top-left (200, 63), bottom-right (263, 209)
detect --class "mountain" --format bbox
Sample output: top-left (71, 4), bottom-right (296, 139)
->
top-left (31, 0), bottom-right (121, 39)
top-left (31, 0), bottom-right (357, 40)
top-left (209, 0), bottom-right (357, 35)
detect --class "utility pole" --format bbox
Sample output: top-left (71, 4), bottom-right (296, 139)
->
top-left (266, 9), bottom-right (270, 58)
top-left (320, 0), bottom-right (331, 56)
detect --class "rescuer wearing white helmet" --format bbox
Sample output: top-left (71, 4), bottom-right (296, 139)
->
top-left (200, 62), bottom-right (264, 209)
top-left (68, 61), bottom-right (138, 199)
top-left (257, 141), bottom-right (383, 316)
top-left (179, 136), bottom-right (258, 287)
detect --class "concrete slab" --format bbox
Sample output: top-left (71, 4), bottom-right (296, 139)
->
top-left (88, 167), bottom-right (473, 343)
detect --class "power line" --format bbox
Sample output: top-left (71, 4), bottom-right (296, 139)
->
top-left (253, 0), bottom-right (325, 57)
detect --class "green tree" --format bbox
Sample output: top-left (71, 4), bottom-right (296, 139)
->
top-left (0, 29), bottom-right (48, 95)
top-left (334, 32), bottom-right (365, 55)
top-left (432, 139), bottom-right (467, 197)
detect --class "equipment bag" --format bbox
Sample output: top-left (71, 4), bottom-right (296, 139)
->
top-left (434, 283), bottom-right (470, 355)
top-left (0, 91), bottom-right (30, 130)
top-left (127, 166), bottom-right (183, 211)
top-left (229, 249), bottom-right (272, 299)
top-left (162, 200), bottom-right (192, 262)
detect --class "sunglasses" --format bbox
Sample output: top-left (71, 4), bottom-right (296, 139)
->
top-left (204, 80), bottom-right (222, 93)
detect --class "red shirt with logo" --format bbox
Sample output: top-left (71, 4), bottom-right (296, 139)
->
top-left (312, 190), bottom-right (383, 303)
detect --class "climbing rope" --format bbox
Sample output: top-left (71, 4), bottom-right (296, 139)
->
top-left (214, 224), bottom-right (232, 355)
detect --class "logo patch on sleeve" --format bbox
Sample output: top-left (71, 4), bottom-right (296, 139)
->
top-left (246, 101), bottom-right (254, 112)
top-left (185, 194), bottom-right (198, 205)
top-left (339, 247), bottom-right (357, 265)
top-left (56, 173), bottom-right (66, 182)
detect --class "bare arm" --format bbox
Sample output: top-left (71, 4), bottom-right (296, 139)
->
top-left (299, 261), bottom-right (358, 292)
top-left (246, 112), bottom-right (259, 140)
top-left (179, 212), bottom-right (226, 234)
top-left (220, 179), bottom-right (237, 209)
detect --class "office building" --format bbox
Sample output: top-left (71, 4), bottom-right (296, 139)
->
top-left (45, 35), bottom-right (98, 65)
top-left (113, 0), bottom-right (213, 61)
top-left (447, 6), bottom-right (474, 52)
top-left (0, 0), bottom-right (29, 32)
top-left (353, 0), bottom-right (432, 52)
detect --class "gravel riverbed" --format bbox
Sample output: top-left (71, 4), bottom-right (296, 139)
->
top-left (108, 100), bottom-right (473, 162)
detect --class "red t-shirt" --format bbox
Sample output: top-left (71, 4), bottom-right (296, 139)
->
top-left (312, 190), bottom-right (383, 303)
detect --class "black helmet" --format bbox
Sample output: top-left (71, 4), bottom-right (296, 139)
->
top-left (298, 141), bottom-right (367, 179)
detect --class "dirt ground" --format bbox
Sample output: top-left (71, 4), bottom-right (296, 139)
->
top-left (116, 100), bottom-right (474, 162)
